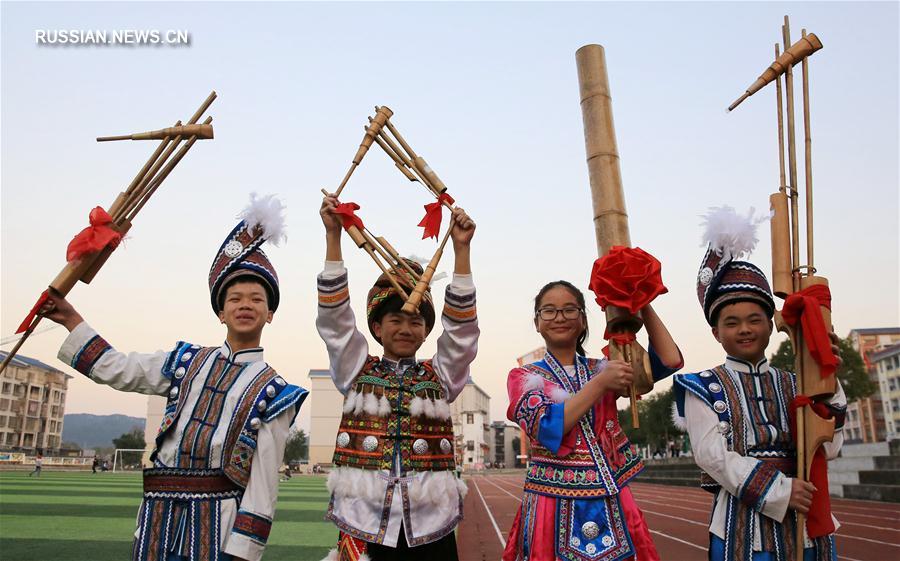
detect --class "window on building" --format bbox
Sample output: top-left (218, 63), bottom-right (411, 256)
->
top-left (51, 406), bottom-right (59, 418)
top-left (890, 378), bottom-right (898, 392)
top-left (466, 413), bottom-right (474, 424)
top-left (1, 382), bottom-right (11, 395)
top-left (29, 386), bottom-right (40, 398)
top-left (13, 385), bottom-right (24, 397)
top-left (6, 433), bottom-right (17, 445)
top-left (0, 398), bottom-right (8, 411)
top-left (467, 440), bottom-right (475, 451)
top-left (0, 416), bottom-right (6, 428)
top-left (892, 399), bottom-right (900, 411)
top-left (23, 433), bottom-right (34, 447)
top-left (27, 401), bottom-right (39, 417)
top-left (49, 420), bottom-right (56, 432)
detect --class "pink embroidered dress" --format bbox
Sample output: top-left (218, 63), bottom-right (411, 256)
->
top-left (503, 350), bottom-right (679, 561)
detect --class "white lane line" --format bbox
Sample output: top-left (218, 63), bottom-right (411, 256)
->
top-left (836, 520), bottom-right (900, 532)
top-left (471, 477), bottom-right (505, 547)
top-left (641, 509), bottom-right (706, 527)
top-left (837, 555), bottom-right (866, 561)
top-left (835, 533), bottom-right (900, 548)
top-left (648, 529), bottom-right (707, 550)
top-left (481, 477), bottom-right (523, 502)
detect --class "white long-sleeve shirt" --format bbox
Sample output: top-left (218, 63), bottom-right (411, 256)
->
top-left (315, 261), bottom-right (479, 547)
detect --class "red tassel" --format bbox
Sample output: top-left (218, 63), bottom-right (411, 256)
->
top-left (417, 193), bottom-right (455, 240)
top-left (782, 285), bottom-right (839, 378)
top-left (333, 202), bottom-right (365, 231)
top-left (16, 290), bottom-right (50, 334)
top-left (65, 207), bottom-right (122, 262)
top-left (790, 395), bottom-right (836, 538)
top-left (601, 331), bottom-right (636, 359)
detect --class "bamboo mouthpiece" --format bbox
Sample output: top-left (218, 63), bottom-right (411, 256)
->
top-left (728, 33), bottom-right (822, 111)
top-left (97, 124), bottom-right (214, 142)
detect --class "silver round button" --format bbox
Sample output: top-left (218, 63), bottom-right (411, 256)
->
top-left (413, 438), bottom-right (429, 455)
top-left (440, 438), bottom-right (452, 454)
top-left (181, 352), bottom-right (192, 362)
top-left (336, 432), bottom-right (350, 448)
top-left (257, 400), bottom-right (267, 413)
top-left (698, 266), bottom-right (714, 286)
top-left (224, 240), bottom-right (243, 258)
top-left (585, 543), bottom-right (597, 554)
top-left (250, 417), bottom-right (261, 430)
top-left (266, 386), bottom-right (277, 398)
top-left (570, 536), bottom-right (581, 547)
top-left (169, 386), bottom-right (179, 399)
top-left (708, 382), bottom-right (722, 393)
top-left (700, 371), bottom-right (713, 378)
top-left (275, 377), bottom-right (286, 385)
top-left (713, 400), bottom-right (727, 413)
top-left (174, 367), bottom-right (186, 379)
top-left (362, 435), bottom-right (378, 452)
top-left (717, 421), bottom-right (732, 435)
top-left (582, 521), bottom-right (600, 540)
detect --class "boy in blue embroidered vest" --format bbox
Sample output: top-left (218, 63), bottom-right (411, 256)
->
top-left (673, 206), bottom-right (847, 561)
top-left (317, 194), bottom-right (478, 561)
top-left (38, 195), bottom-right (308, 561)
top-left (503, 280), bottom-right (683, 561)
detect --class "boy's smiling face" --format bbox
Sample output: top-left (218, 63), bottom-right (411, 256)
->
top-left (372, 311), bottom-right (427, 360)
top-left (712, 301), bottom-right (773, 362)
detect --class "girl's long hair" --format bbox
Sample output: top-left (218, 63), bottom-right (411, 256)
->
top-left (534, 280), bottom-right (589, 357)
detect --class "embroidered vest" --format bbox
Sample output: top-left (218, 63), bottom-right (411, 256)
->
top-left (522, 357), bottom-right (643, 499)
top-left (151, 342), bottom-right (300, 488)
top-left (332, 356), bottom-right (456, 472)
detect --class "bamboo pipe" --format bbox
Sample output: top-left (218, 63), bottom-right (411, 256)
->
top-left (623, 343), bottom-right (639, 427)
top-left (783, 19), bottom-right (802, 293)
top-left (345, 224), bottom-right (409, 300)
top-left (326, 106), bottom-right (393, 199)
top-left (776, 45), bottom-right (788, 198)
top-left (0, 317), bottom-right (41, 373)
top-left (384, 118), bottom-right (418, 161)
top-left (97, 124), bottom-right (213, 142)
top-left (801, 29), bottom-right (815, 273)
top-left (108, 121), bottom-right (182, 221)
top-left (361, 229), bottom-right (409, 279)
top-left (372, 134), bottom-right (419, 182)
top-left (373, 124), bottom-right (442, 197)
top-left (770, 43), bottom-right (792, 299)
top-left (728, 32), bottom-right (822, 111)
top-left (374, 235), bottom-right (422, 281)
top-left (401, 218), bottom-right (453, 314)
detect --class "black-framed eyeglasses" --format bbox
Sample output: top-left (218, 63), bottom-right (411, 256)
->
top-left (535, 307), bottom-right (584, 321)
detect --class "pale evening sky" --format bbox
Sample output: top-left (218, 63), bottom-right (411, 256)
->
top-left (1, 1), bottom-right (897, 436)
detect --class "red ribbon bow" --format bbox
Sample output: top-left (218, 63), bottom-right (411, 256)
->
top-left (589, 246), bottom-right (668, 314)
top-left (333, 202), bottom-right (365, 231)
top-left (418, 193), bottom-right (455, 240)
top-left (15, 290), bottom-right (50, 334)
top-left (789, 395), bottom-right (836, 537)
top-left (65, 207), bottom-right (122, 263)
top-left (781, 284), bottom-right (839, 379)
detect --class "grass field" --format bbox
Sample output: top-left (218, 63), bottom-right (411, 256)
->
top-left (0, 471), bottom-right (336, 560)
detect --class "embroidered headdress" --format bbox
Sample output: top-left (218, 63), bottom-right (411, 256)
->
top-left (366, 258), bottom-right (435, 342)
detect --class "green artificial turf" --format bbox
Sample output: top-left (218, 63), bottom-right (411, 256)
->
top-left (0, 471), bottom-right (335, 560)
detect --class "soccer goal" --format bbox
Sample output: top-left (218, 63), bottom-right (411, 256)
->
top-left (112, 448), bottom-right (146, 472)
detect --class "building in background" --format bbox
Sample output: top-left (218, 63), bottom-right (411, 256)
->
top-left (870, 344), bottom-right (900, 441)
top-left (490, 421), bottom-right (522, 468)
top-left (143, 395), bottom-right (166, 466)
top-left (0, 352), bottom-right (71, 454)
top-left (308, 369), bottom-right (343, 467)
top-left (451, 378), bottom-right (490, 470)
top-left (846, 328), bottom-right (900, 442)
top-left (512, 347), bottom-right (546, 464)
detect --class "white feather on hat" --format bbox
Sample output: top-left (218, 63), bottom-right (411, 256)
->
top-left (700, 205), bottom-right (767, 262)
top-left (239, 193), bottom-right (286, 246)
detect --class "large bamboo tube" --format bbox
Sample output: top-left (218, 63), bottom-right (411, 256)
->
top-left (576, 44), bottom-right (651, 425)
top-left (770, 192), bottom-right (792, 298)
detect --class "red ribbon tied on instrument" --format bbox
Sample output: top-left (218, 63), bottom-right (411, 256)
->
top-left (589, 246), bottom-right (668, 314)
top-left (601, 331), bottom-right (636, 359)
top-left (418, 193), bottom-right (455, 240)
top-left (15, 290), bottom-right (50, 335)
top-left (789, 395), bottom-right (836, 538)
top-left (65, 207), bottom-right (122, 263)
top-left (333, 202), bottom-right (365, 231)
top-left (781, 284), bottom-right (839, 379)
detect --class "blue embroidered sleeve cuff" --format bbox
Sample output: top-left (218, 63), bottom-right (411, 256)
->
top-left (648, 344), bottom-right (682, 382)
top-left (537, 402), bottom-right (566, 454)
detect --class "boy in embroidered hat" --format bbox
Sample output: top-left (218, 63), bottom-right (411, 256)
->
top-left (39, 194), bottom-right (307, 561)
top-left (317, 194), bottom-right (478, 561)
top-left (673, 206), bottom-right (847, 561)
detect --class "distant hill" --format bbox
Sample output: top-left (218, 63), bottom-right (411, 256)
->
top-left (62, 414), bottom-right (145, 449)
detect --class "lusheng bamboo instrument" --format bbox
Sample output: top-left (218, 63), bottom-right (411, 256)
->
top-left (576, 45), bottom-right (653, 428)
top-left (322, 106), bottom-right (456, 314)
top-left (0, 92), bottom-right (217, 375)
top-left (728, 17), bottom-right (835, 560)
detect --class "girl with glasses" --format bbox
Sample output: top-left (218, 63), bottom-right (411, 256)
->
top-left (502, 280), bottom-right (682, 561)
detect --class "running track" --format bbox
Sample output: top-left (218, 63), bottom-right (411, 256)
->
top-left (458, 472), bottom-right (900, 561)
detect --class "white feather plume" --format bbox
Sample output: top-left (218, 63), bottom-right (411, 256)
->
top-left (321, 549), bottom-right (339, 561)
top-left (422, 397), bottom-right (437, 419)
top-left (410, 396), bottom-right (424, 417)
top-left (523, 372), bottom-right (545, 392)
top-left (700, 205), bottom-right (767, 261)
top-left (550, 387), bottom-right (571, 403)
top-left (239, 193), bottom-right (287, 246)
top-left (433, 398), bottom-right (452, 420)
top-left (362, 392), bottom-right (379, 416)
top-left (352, 390), bottom-right (365, 416)
top-left (671, 402), bottom-right (688, 432)
top-left (377, 394), bottom-right (392, 417)
top-left (342, 390), bottom-right (357, 415)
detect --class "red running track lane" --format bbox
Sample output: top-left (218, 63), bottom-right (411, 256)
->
top-left (457, 473), bottom-right (900, 561)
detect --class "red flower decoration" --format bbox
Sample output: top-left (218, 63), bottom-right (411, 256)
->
top-left (588, 246), bottom-right (668, 314)
top-left (66, 207), bottom-right (122, 263)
